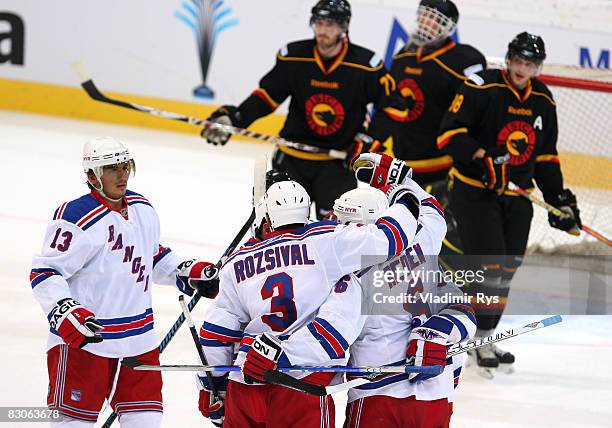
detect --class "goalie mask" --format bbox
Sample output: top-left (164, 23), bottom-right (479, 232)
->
top-left (411, 0), bottom-right (458, 47)
top-left (333, 187), bottom-right (389, 225)
top-left (82, 137), bottom-right (135, 202)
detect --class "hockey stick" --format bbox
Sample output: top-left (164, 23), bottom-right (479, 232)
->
top-left (101, 211), bottom-right (254, 428)
top-left (72, 63), bottom-right (347, 160)
top-left (264, 315), bottom-right (562, 396)
top-left (179, 295), bottom-right (221, 399)
top-left (508, 182), bottom-right (611, 246)
top-left (121, 357), bottom-right (442, 375)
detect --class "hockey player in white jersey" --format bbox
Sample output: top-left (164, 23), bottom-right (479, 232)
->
top-left (196, 156), bottom-right (424, 427)
top-left (338, 154), bottom-right (477, 428)
top-left (30, 137), bottom-right (218, 427)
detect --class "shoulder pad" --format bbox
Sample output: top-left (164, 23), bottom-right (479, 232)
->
top-left (467, 73), bottom-right (485, 86)
top-left (279, 39), bottom-right (314, 59)
top-left (344, 43), bottom-right (382, 70)
top-left (532, 78), bottom-right (554, 98)
top-left (369, 52), bottom-right (383, 68)
top-left (125, 190), bottom-right (153, 208)
top-left (53, 193), bottom-right (110, 230)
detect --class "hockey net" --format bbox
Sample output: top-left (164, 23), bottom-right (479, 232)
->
top-left (488, 59), bottom-right (612, 256)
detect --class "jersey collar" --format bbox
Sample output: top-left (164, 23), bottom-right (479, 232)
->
top-left (314, 38), bottom-right (349, 75)
top-left (90, 191), bottom-right (129, 220)
top-left (416, 39), bottom-right (455, 63)
top-left (502, 70), bottom-right (533, 103)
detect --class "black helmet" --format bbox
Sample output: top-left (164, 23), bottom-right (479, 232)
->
top-left (266, 169), bottom-right (294, 189)
top-left (507, 32), bottom-right (546, 63)
top-left (419, 0), bottom-right (459, 23)
top-left (310, 0), bottom-right (352, 27)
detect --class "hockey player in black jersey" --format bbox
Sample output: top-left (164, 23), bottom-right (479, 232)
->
top-left (390, 0), bottom-right (486, 185)
top-left (388, 0), bottom-right (486, 265)
top-left (201, 0), bottom-right (407, 218)
top-left (438, 32), bottom-right (582, 375)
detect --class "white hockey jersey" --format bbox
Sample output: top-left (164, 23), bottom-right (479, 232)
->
top-left (199, 202), bottom-right (419, 384)
top-left (347, 187), bottom-right (477, 403)
top-left (30, 190), bottom-right (184, 358)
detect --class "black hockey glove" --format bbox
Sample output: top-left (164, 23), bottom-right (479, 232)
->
top-left (481, 147), bottom-right (510, 195)
top-left (201, 105), bottom-right (242, 146)
top-left (547, 189), bottom-right (581, 236)
top-left (344, 132), bottom-right (383, 169)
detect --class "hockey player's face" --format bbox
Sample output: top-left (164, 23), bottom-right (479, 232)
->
top-left (100, 162), bottom-right (130, 199)
top-left (312, 19), bottom-right (344, 50)
top-left (507, 56), bottom-right (540, 89)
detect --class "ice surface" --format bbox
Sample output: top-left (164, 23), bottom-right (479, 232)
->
top-left (1, 112), bottom-right (610, 427)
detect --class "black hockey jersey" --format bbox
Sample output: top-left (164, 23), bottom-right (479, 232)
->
top-left (438, 69), bottom-right (563, 199)
top-left (390, 39), bottom-right (486, 182)
top-left (235, 38), bottom-right (407, 160)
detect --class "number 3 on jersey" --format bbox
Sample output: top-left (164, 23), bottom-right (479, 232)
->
top-left (261, 272), bottom-right (298, 332)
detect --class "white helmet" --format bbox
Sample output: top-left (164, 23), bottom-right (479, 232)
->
top-left (333, 187), bottom-right (388, 225)
top-left (263, 181), bottom-right (311, 230)
top-left (82, 137), bottom-right (135, 201)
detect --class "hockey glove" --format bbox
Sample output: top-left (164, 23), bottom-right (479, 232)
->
top-left (481, 147), bottom-right (510, 195)
top-left (547, 189), bottom-right (582, 236)
top-left (242, 333), bottom-right (283, 384)
top-left (197, 374), bottom-right (227, 427)
top-left (353, 153), bottom-right (412, 189)
top-left (200, 105), bottom-right (242, 146)
top-left (380, 183), bottom-right (420, 219)
top-left (48, 298), bottom-right (103, 348)
top-left (344, 132), bottom-right (383, 169)
top-left (177, 259), bottom-right (219, 298)
top-left (406, 315), bottom-right (451, 383)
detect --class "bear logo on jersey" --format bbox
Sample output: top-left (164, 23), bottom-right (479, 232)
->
top-left (305, 93), bottom-right (345, 136)
top-left (398, 78), bottom-right (425, 122)
top-left (496, 120), bottom-right (536, 166)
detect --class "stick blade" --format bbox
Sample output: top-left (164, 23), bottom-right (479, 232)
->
top-left (122, 356), bottom-right (143, 369)
top-left (253, 154), bottom-right (267, 205)
top-left (263, 370), bottom-right (327, 396)
top-left (71, 61), bottom-right (91, 83)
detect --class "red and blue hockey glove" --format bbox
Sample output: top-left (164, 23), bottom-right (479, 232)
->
top-left (406, 315), bottom-right (451, 383)
top-left (353, 153), bottom-right (412, 189)
top-left (48, 298), bottom-right (103, 348)
top-left (242, 333), bottom-right (283, 384)
top-left (197, 374), bottom-right (227, 427)
top-left (177, 259), bottom-right (219, 298)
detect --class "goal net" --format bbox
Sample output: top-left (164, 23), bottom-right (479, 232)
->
top-left (488, 59), bottom-right (612, 256)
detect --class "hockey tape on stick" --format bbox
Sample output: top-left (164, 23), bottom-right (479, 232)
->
top-left (73, 63), bottom-right (346, 159)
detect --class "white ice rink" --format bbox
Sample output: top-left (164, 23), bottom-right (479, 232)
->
top-left (1, 111), bottom-right (611, 427)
